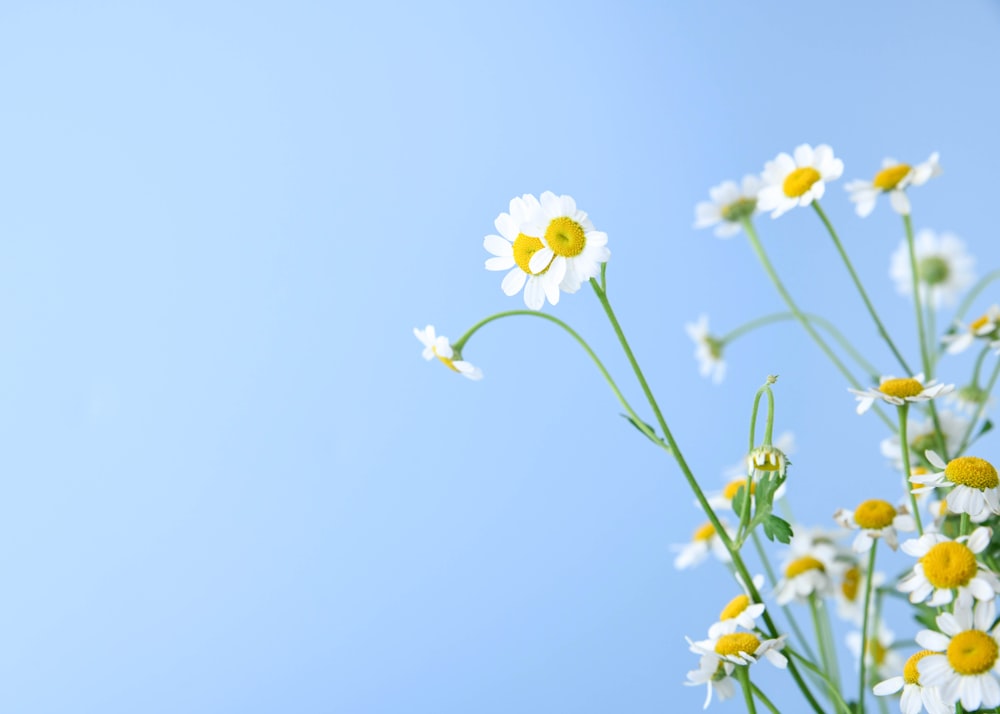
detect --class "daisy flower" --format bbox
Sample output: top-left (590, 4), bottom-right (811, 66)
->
top-left (946, 383), bottom-right (993, 417)
top-left (523, 191), bottom-right (610, 295)
top-left (693, 175), bottom-right (761, 238)
top-left (873, 649), bottom-right (955, 714)
top-left (835, 563), bottom-right (886, 625)
top-left (684, 655), bottom-right (737, 710)
top-left (685, 315), bottom-right (726, 384)
top-left (707, 575), bottom-right (767, 638)
top-left (916, 599), bottom-right (1000, 712)
top-left (849, 374), bottom-right (954, 415)
top-left (672, 520), bottom-right (734, 570)
top-left (880, 411), bottom-right (969, 472)
top-left (746, 443), bottom-right (790, 478)
top-left (483, 194), bottom-right (562, 311)
top-left (848, 623), bottom-right (904, 682)
top-left (942, 305), bottom-right (1000, 354)
top-left (413, 325), bottom-right (483, 380)
top-left (834, 499), bottom-right (915, 552)
top-left (684, 632), bottom-right (787, 709)
top-left (890, 230), bottom-right (975, 310)
top-left (898, 527), bottom-right (1000, 607)
top-left (774, 529), bottom-right (843, 605)
top-left (845, 153), bottom-right (941, 217)
top-left (911, 451), bottom-right (1000, 520)
top-left (757, 143), bottom-right (844, 218)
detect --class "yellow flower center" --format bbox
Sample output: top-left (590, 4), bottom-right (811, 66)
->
top-left (945, 456), bottom-right (999, 489)
top-left (431, 347), bottom-right (460, 373)
top-left (920, 541), bottom-right (978, 589)
top-left (693, 522), bottom-right (717, 542)
top-left (512, 233), bottom-right (550, 275)
top-left (971, 314), bottom-right (991, 332)
top-left (865, 638), bottom-right (887, 665)
top-left (841, 567), bottom-right (861, 602)
top-left (947, 630), bottom-right (999, 675)
top-left (715, 633), bottom-right (760, 657)
top-left (903, 650), bottom-right (936, 684)
top-left (720, 198), bottom-right (757, 223)
top-left (879, 377), bottom-right (924, 398)
top-left (909, 466), bottom-right (929, 490)
top-left (719, 594), bottom-right (751, 621)
top-left (544, 217), bottom-right (587, 258)
top-left (723, 479), bottom-right (756, 501)
top-left (873, 163), bottom-right (911, 191)
top-left (853, 499), bottom-right (897, 529)
top-left (785, 556), bottom-right (825, 579)
top-left (782, 167), bottom-right (821, 198)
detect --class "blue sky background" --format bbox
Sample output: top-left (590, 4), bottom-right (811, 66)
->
top-left (2, 1), bottom-right (1000, 712)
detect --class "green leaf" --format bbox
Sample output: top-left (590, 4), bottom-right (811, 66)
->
top-left (731, 485), bottom-right (746, 516)
top-left (619, 413), bottom-right (667, 448)
top-left (762, 515), bottom-right (793, 544)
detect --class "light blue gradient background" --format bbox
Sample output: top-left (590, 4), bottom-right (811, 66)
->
top-left (2, 1), bottom-right (1000, 711)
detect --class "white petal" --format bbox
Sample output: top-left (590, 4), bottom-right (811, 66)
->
top-left (483, 233), bottom-right (513, 257)
top-left (501, 267), bottom-right (527, 296)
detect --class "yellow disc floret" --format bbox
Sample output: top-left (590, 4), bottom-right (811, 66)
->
top-left (873, 164), bottom-right (911, 191)
top-left (841, 567), bottom-right (861, 602)
top-left (431, 347), bottom-right (460, 373)
top-left (723, 479), bottom-right (756, 501)
top-left (512, 233), bottom-right (550, 274)
top-left (879, 377), bottom-right (924, 398)
top-left (693, 522), bottom-right (717, 542)
top-left (715, 633), bottom-right (760, 657)
top-left (783, 167), bottom-right (821, 198)
top-left (970, 314), bottom-right (991, 332)
top-left (853, 499), bottom-right (897, 529)
top-left (945, 456), bottom-right (999, 489)
top-left (920, 541), bottom-right (978, 589)
top-left (903, 650), bottom-right (936, 684)
top-left (544, 217), bottom-right (587, 258)
top-left (947, 630), bottom-right (999, 675)
top-left (719, 594), bottom-right (750, 621)
top-left (785, 556), bottom-right (825, 579)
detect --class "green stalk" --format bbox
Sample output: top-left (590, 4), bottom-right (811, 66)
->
top-left (736, 666), bottom-right (758, 714)
top-left (902, 214), bottom-right (933, 379)
top-left (857, 544), bottom-right (878, 714)
top-left (898, 405), bottom-right (924, 535)
top-left (751, 531), bottom-right (817, 661)
top-left (787, 647), bottom-right (854, 714)
top-left (750, 683), bottom-right (781, 714)
top-left (958, 357), bottom-right (1000, 456)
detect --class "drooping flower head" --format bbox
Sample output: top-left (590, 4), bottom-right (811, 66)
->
top-left (890, 230), bottom-right (975, 310)
top-left (757, 143), bottom-right (844, 218)
top-left (522, 191), bottom-right (610, 295)
top-left (845, 153), bottom-right (941, 217)
top-left (942, 305), bottom-right (1000, 354)
top-left (413, 325), bottom-right (483, 380)
top-left (685, 315), bottom-right (726, 384)
top-left (694, 176), bottom-right (761, 237)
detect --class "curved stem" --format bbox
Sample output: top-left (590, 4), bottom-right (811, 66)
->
top-left (787, 648), bottom-right (854, 714)
top-left (452, 310), bottom-right (665, 450)
top-left (958, 356), bottom-right (1000, 456)
top-left (858, 544), bottom-right (878, 714)
top-left (750, 682), bottom-right (781, 714)
top-left (898, 405), bottom-right (924, 535)
top-left (813, 202), bottom-right (913, 374)
top-left (972, 344), bottom-right (991, 386)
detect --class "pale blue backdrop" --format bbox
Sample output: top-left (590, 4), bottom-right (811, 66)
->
top-left (1, 1), bottom-right (999, 712)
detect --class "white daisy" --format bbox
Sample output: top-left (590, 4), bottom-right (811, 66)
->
top-left (707, 576), bottom-right (768, 638)
top-left (523, 191), bottom-right (610, 294)
top-left (880, 411), bottom-right (969, 472)
top-left (942, 305), bottom-right (1000, 354)
top-left (685, 315), bottom-right (726, 384)
top-left (774, 529), bottom-right (843, 605)
top-left (890, 230), bottom-right (975, 310)
top-left (757, 143), bottom-right (844, 218)
top-left (693, 175), bottom-right (762, 238)
top-left (834, 563), bottom-right (886, 625)
top-left (911, 451), bottom-right (1000, 520)
top-left (672, 520), bottom-right (734, 570)
top-left (483, 194), bottom-right (562, 311)
top-left (898, 527), bottom-right (1000, 608)
top-left (848, 623), bottom-right (904, 682)
top-left (845, 153), bottom-right (941, 217)
top-left (687, 632), bottom-right (788, 670)
top-left (684, 654), bottom-right (737, 710)
top-left (834, 499), bottom-right (915, 552)
top-left (413, 325), bottom-right (483, 380)
top-left (873, 650), bottom-right (955, 714)
top-left (849, 374), bottom-right (954, 415)
top-left (916, 600), bottom-right (1000, 712)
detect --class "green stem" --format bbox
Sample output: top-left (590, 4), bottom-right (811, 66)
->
top-left (787, 647), bottom-right (854, 714)
top-left (958, 356), bottom-right (1000, 456)
top-left (808, 594), bottom-right (835, 703)
top-left (814, 202), bottom-right (912, 375)
top-left (588, 279), bottom-right (824, 714)
top-left (750, 683), bottom-right (781, 714)
top-left (858, 544), bottom-right (878, 714)
top-left (742, 218), bottom-right (895, 431)
top-left (926, 300), bottom-right (938, 374)
top-left (736, 666), bottom-right (758, 714)
top-left (451, 310), bottom-right (665, 450)
top-left (960, 512), bottom-right (971, 537)
top-left (903, 214), bottom-right (933, 379)
top-left (898, 405), bottom-right (924, 535)
top-left (752, 531), bottom-right (817, 661)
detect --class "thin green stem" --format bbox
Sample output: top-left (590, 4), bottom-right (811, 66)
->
top-left (926, 301), bottom-right (938, 374)
top-left (750, 683), bottom-right (781, 714)
top-left (451, 310), bottom-right (665, 450)
top-left (958, 356), bottom-right (1000, 456)
top-left (787, 647), bottom-right (854, 714)
top-left (898, 405), bottom-right (924, 535)
top-left (736, 666), bottom-right (758, 714)
top-left (903, 214), bottom-right (933, 379)
top-left (808, 594), bottom-right (835, 704)
top-left (814, 202), bottom-right (912, 374)
top-left (960, 512), bottom-right (971, 537)
top-left (752, 532), bottom-right (816, 661)
top-left (972, 344), bottom-right (991, 386)
top-left (858, 544), bottom-right (878, 714)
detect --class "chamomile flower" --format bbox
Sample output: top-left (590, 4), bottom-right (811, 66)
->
top-left (835, 564), bottom-right (886, 625)
top-left (898, 527), bottom-right (1000, 607)
top-left (672, 520), bottom-right (734, 570)
top-left (483, 194), bottom-right (562, 311)
top-left (845, 153), bottom-right (941, 217)
top-left (915, 599), bottom-right (1000, 712)
top-left (849, 374), bottom-right (954, 415)
top-left (757, 143), bottom-right (844, 218)
top-left (707, 575), bottom-right (767, 638)
top-left (685, 315), bottom-right (726, 384)
top-left (911, 452), bottom-right (1000, 519)
top-left (848, 623), bottom-right (904, 682)
top-left (693, 176), bottom-right (761, 238)
top-left (687, 632), bottom-right (788, 670)
top-left (873, 650), bottom-right (955, 714)
top-left (774, 529), bottom-right (842, 605)
top-left (942, 305), bottom-right (1000, 354)
top-left (522, 192), bottom-right (610, 295)
top-left (890, 230), bottom-right (975, 310)
top-left (946, 383), bottom-right (994, 416)
top-left (746, 443), bottom-right (789, 478)
top-left (880, 411), bottom-right (969, 472)
top-left (684, 655), bottom-right (737, 709)
top-left (413, 325), bottom-right (483, 380)
top-left (834, 499), bottom-right (915, 552)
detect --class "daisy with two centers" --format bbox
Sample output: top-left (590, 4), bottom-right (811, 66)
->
top-left (911, 451), bottom-right (1000, 520)
top-left (898, 527), bottom-right (1000, 607)
top-left (685, 315), bottom-right (726, 384)
top-left (757, 143), bottom-right (844, 218)
top-left (873, 649), bottom-right (955, 714)
top-left (413, 325), bottom-right (483, 380)
top-left (845, 153), bottom-right (941, 217)
top-left (523, 191), bottom-right (610, 295)
top-left (849, 374), bottom-right (954, 415)
top-left (890, 230), bottom-right (975, 310)
top-left (835, 499), bottom-right (915, 552)
top-left (483, 194), bottom-right (562, 311)
top-left (915, 599), bottom-right (1000, 712)
top-left (672, 520), bottom-right (734, 570)
top-left (693, 175), bottom-right (761, 238)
